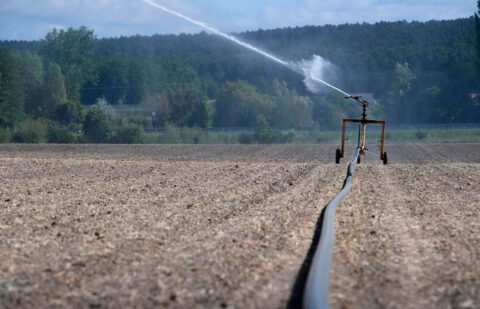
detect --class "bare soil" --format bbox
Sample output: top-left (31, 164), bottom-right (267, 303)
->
top-left (331, 163), bottom-right (480, 309)
top-left (0, 144), bottom-right (479, 309)
top-left (0, 143), bottom-right (479, 163)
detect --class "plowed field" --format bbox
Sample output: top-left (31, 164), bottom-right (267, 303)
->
top-left (0, 144), bottom-right (479, 309)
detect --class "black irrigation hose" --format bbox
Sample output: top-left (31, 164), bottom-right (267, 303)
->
top-left (303, 147), bottom-right (361, 309)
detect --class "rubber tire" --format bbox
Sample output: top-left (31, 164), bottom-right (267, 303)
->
top-left (383, 152), bottom-right (388, 165)
top-left (335, 148), bottom-right (341, 164)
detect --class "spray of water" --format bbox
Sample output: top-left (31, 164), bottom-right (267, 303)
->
top-left (140, 0), bottom-right (351, 97)
top-left (294, 55), bottom-right (350, 96)
top-left (296, 56), bottom-right (349, 96)
top-left (141, 0), bottom-right (288, 67)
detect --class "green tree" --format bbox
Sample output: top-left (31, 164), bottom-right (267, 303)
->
top-left (115, 122), bottom-right (146, 144)
top-left (125, 59), bottom-right (146, 105)
top-left (55, 100), bottom-right (85, 126)
top-left (270, 80), bottom-right (312, 129)
top-left (47, 122), bottom-right (77, 143)
top-left (15, 52), bottom-right (44, 118)
top-left (416, 87), bottom-right (442, 123)
top-left (254, 114), bottom-right (274, 143)
top-left (0, 48), bottom-right (25, 128)
top-left (83, 107), bottom-right (114, 143)
top-left (5, 18), bottom-right (479, 125)
top-left (386, 62), bottom-right (416, 123)
top-left (188, 98), bottom-right (209, 128)
top-left (40, 27), bottom-right (96, 102)
top-left (476, 0), bottom-right (480, 89)
top-left (43, 62), bottom-right (67, 118)
top-left (215, 81), bottom-right (270, 127)
top-left (145, 93), bottom-right (170, 129)
top-left (103, 57), bottom-right (128, 104)
top-left (476, 1), bottom-right (480, 51)
top-left (167, 88), bottom-right (208, 128)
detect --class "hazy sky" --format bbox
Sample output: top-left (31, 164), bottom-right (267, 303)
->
top-left (0, 0), bottom-right (475, 41)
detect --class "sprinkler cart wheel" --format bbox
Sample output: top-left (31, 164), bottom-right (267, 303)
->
top-left (383, 152), bottom-right (388, 165)
top-left (335, 148), bottom-right (341, 164)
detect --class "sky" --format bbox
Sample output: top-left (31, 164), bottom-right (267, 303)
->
top-left (0, 0), bottom-right (476, 41)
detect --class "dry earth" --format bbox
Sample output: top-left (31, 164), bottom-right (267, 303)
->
top-left (0, 144), bottom-right (479, 309)
top-left (331, 163), bottom-right (480, 309)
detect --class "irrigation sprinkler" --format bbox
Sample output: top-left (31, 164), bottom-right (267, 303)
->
top-left (335, 96), bottom-right (388, 165)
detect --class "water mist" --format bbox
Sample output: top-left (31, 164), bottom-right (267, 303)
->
top-left (140, 0), bottom-right (350, 96)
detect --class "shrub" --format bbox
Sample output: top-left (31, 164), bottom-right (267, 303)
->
top-left (238, 132), bottom-right (254, 144)
top-left (254, 114), bottom-right (275, 144)
top-left (0, 127), bottom-right (12, 143)
top-left (47, 123), bottom-right (76, 143)
top-left (285, 130), bottom-right (295, 143)
top-left (253, 114), bottom-right (293, 144)
top-left (158, 125), bottom-right (182, 143)
top-left (115, 123), bottom-right (146, 144)
top-left (84, 107), bottom-right (114, 143)
top-left (13, 119), bottom-right (49, 143)
top-left (415, 130), bottom-right (428, 140)
top-left (76, 133), bottom-right (86, 144)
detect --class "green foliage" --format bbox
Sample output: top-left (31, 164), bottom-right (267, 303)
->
top-left (83, 107), bottom-right (114, 143)
top-left (270, 80), bottom-right (313, 129)
top-left (167, 88), bottom-right (208, 128)
top-left (40, 27), bottom-right (95, 102)
top-left (125, 59), bottom-right (147, 105)
top-left (1, 17), bottom-right (480, 136)
top-left (145, 93), bottom-right (169, 129)
top-left (114, 122), bottom-right (146, 144)
top-left (386, 62), bottom-right (416, 123)
top-left (0, 127), bottom-right (11, 142)
top-left (55, 100), bottom-right (85, 125)
top-left (476, 1), bottom-right (480, 51)
top-left (15, 51), bottom-right (44, 117)
top-left (93, 56), bottom-right (128, 105)
top-left (47, 123), bottom-right (77, 144)
top-left (205, 100), bottom-right (216, 128)
top-left (145, 125), bottom-right (237, 144)
top-left (157, 124), bottom-right (182, 143)
top-left (236, 114), bottom-right (294, 144)
top-left (311, 93), bottom-right (360, 126)
top-left (13, 118), bottom-right (50, 143)
top-left (312, 97), bottom-right (337, 126)
top-left (237, 132), bottom-right (255, 144)
top-left (154, 124), bottom-right (199, 144)
top-left (254, 114), bottom-right (275, 143)
top-left (43, 62), bottom-right (67, 118)
top-left (0, 48), bottom-right (25, 127)
top-left (215, 81), bottom-right (270, 127)
top-left (414, 130), bottom-right (428, 140)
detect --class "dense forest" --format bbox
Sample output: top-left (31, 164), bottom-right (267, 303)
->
top-left (0, 14), bottom-right (479, 143)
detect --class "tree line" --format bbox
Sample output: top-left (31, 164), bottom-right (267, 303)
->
top-left (0, 14), bottom-right (479, 143)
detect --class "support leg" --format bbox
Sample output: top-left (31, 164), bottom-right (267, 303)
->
top-left (341, 120), bottom-right (346, 158)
